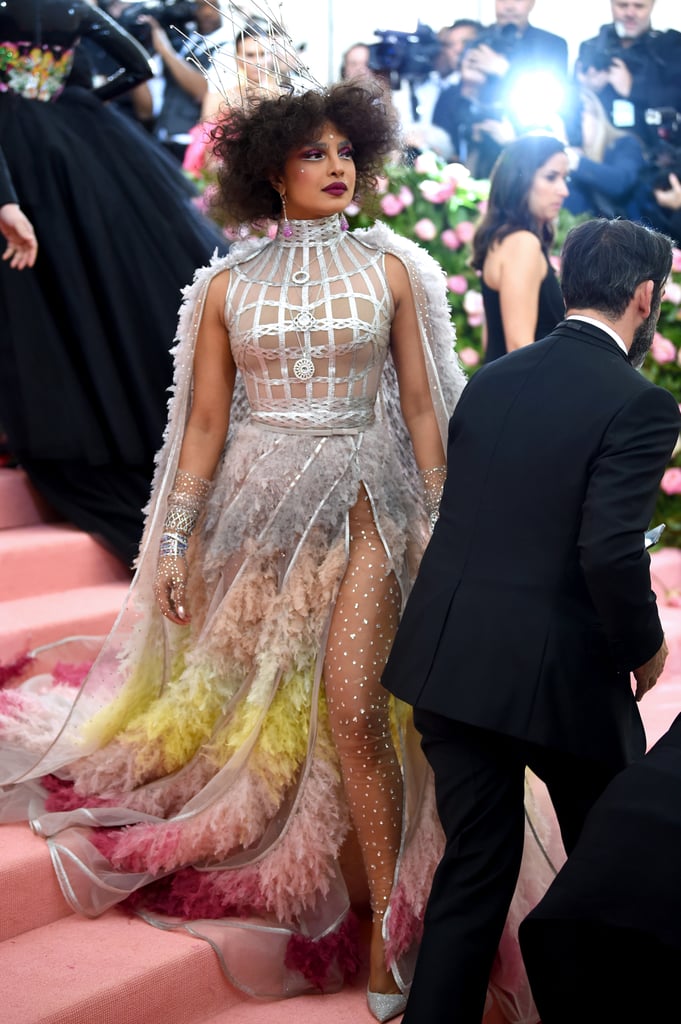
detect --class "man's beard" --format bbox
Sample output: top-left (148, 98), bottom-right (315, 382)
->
top-left (628, 299), bottom-right (661, 369)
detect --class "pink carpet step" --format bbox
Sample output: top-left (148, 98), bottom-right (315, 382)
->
top-left (0, 909), bottom-right (246, 1024)
top-left (200, 988), bottom-right (507, 1024)
top-left (650, 547), bottom-right (681, 602)
top-left (0, 468), bottom-right (59, 530)
top-left (0, 821), bottom-right (507, 1024)
top-left (641, 673), bottom-right (681, 747)
top-left (0, 823), bottom-right (71, 940)
top-left (0, 523), bottom-right (130, 603)
top-left (199, 983), bottom-right (386, 1024)
top-left (0, 581), bottom-right (129, 659)
top-left (0, 905), bottom-right (404, 1024)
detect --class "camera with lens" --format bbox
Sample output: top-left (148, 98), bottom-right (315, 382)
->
top-left (115, 0), bottom-right (197, 53)
top-left (470, 22), bottom-right (522, 59)
top-left (368, 23), bottom-right (441, 89)
top-left (639, 139), bottom-right (681, 193)
top-left (462, 98), bottom-right (506, 125)
top-left (645, 107), bottom-right (681, 144)
top-left (578, 30), bottom-right (644, 78)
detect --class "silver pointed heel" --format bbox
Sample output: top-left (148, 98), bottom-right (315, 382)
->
top-left (366, 989), bottom-right (408, 1022)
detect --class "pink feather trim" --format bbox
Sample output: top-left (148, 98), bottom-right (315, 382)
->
top-left (284, 910), bottom-right (362, 990)
top-left (52, 661), bottom-right (92, 687)
top-left (0, 651), bottom-right (35, 688)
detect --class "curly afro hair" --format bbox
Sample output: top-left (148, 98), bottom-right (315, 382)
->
top-left (209, 81), bottom-right (400, 227)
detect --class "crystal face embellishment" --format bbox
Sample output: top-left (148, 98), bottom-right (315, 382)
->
top-left (293, 357), bottom-right (315, 381)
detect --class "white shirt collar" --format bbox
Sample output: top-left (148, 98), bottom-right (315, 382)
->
top-left (566, 315), bottom-right (628, 355)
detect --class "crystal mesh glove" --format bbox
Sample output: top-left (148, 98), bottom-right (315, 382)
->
top-left (420, 465), bottom-right (446, 532)
top-left (154, 470), bottom-right (211, 622)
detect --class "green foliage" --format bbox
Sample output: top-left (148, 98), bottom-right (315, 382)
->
top-left (193, 148), bottom-right (681, 546)
top-left (347, 153), bottom-right (681, 547)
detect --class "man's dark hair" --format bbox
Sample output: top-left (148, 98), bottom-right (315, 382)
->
top-left (449, 19), bottom-right (484, 33)
top-left (234, 26), bottom-right (266, 51)
top-left (561, 219), bottom-right (673, 319)
top-left (340, 42), bottom-right (371, 80)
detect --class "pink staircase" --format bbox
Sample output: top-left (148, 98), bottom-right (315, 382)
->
top-left (0, 468), bottom-right (131, 658)
top-left (0, 468), bottom-right (513, 1024)
top-left (1, 465), bottom-right (679, 1024)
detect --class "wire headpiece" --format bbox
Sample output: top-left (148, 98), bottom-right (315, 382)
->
top-left (173, 0), bottom-right (323, 110)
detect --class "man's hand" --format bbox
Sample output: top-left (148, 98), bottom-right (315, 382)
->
top-left (654, 172), bottom-right (681, 211)
top-left (633, 637), bottom-right (668, 702)
top-left (0, 203), bottom-right (37, 269)
top-left (136, 15), bottom-right (173, 59)
top-left (466, 44), bottom-right (510, 79)
top-left (607, 57), bottom-right (633, 97)
top-left (475, 117), bottom-right (516, 145)
top-left (577, 66), bottom-right (610, 93)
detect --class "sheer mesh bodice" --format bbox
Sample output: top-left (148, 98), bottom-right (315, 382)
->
top-left (227, 216), bottom-right (392, 434)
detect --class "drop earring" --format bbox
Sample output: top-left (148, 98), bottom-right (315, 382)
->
top-left (280, 193), bottom-right (293, 239)
top-left (340, 212), bottom-right (349, 231)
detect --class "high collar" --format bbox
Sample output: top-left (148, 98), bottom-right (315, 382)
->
top-left (276, 214), bottom-right (344, 248)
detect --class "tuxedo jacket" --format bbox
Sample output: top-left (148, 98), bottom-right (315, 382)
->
top-left (383, 319), bottom-right (680, 765)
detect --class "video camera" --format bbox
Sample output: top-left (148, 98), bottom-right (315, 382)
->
top-left (368, 23), bottom-right (441, 89)
top-left (578, 29), bottom-right (645, 78)
top-left (645, 107), bottom-right (681, 145)
top-left (115, 0), bottom-right (197, 53)
top-left (469, 22), bottom-right (522, 59)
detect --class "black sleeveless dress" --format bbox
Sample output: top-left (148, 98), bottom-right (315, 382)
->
top-left (0, 0), bottom-right (228, 565)
top-left (482, 246), bottom-right (565, 363)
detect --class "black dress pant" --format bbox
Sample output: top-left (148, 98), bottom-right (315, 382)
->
top-left (404, 710), bottom-right (621, 1024)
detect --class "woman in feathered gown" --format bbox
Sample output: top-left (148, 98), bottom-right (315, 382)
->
top-left (0, 0), bottom-right (228, 565)
top-left (0, 78), bottom-right (553, 1023)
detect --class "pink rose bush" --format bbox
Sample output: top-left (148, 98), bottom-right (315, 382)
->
top-left (189, 144), bottom-right (681, 546)
top-left (346, 153), bottom-right (489, 357)
top-left (348, 154), bottom-right (681, 548)
top-left (640, 248), bottom-right (681, 544)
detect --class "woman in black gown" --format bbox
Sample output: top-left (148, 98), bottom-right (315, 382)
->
top-left (0, 145), bottom-right (37, 269)
top-left (0, 0), bottom-right (227, 566)
top-left (471, 135), bottom-right (569, 363)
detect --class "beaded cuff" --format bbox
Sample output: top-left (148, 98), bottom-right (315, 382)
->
top-left (420, 465), bottom-right (446, 530)
top-left (159, 531), bottom-right (189, 558)
top-left (162, 469), bottom-right (212, 540)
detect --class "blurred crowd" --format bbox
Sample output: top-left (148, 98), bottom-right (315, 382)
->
top-left (336, 1), bottom-right (681, 241)
top-left (79, 0), bottom-right (681, 242)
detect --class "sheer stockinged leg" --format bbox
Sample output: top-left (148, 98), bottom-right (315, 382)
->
top-left (324, 488), bottom-right (403, 990)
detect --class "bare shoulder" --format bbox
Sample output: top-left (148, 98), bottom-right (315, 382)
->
top-left (497, 230), bottom-right (543, 259)
top-left (204, 268), bottom-right (231, 317)
top-left (384, 250), bottom-right (411, 299)
top-left (485, 231), bottom-right (544, 288)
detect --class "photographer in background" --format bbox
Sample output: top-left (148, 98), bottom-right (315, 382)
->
top-left (395, 21), bottom-right (483, 161)
top-left (650, 169), bottom-right (681, 244)
top-left (631, 146), bottom-right (681, 245)
top-left (445, 0), bottom-right (567, 176)
top-left (410, 21), bottom-right (482, 123)
top-left (564, 88), bottom-right (645, 219)
top-left (139, 0), bottom-right (231, 161)
top-left (576, 1), bottom-right (681, 150)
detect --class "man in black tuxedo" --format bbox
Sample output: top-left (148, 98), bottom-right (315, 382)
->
top-left (381, 218), bottom-right (681, 1023)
